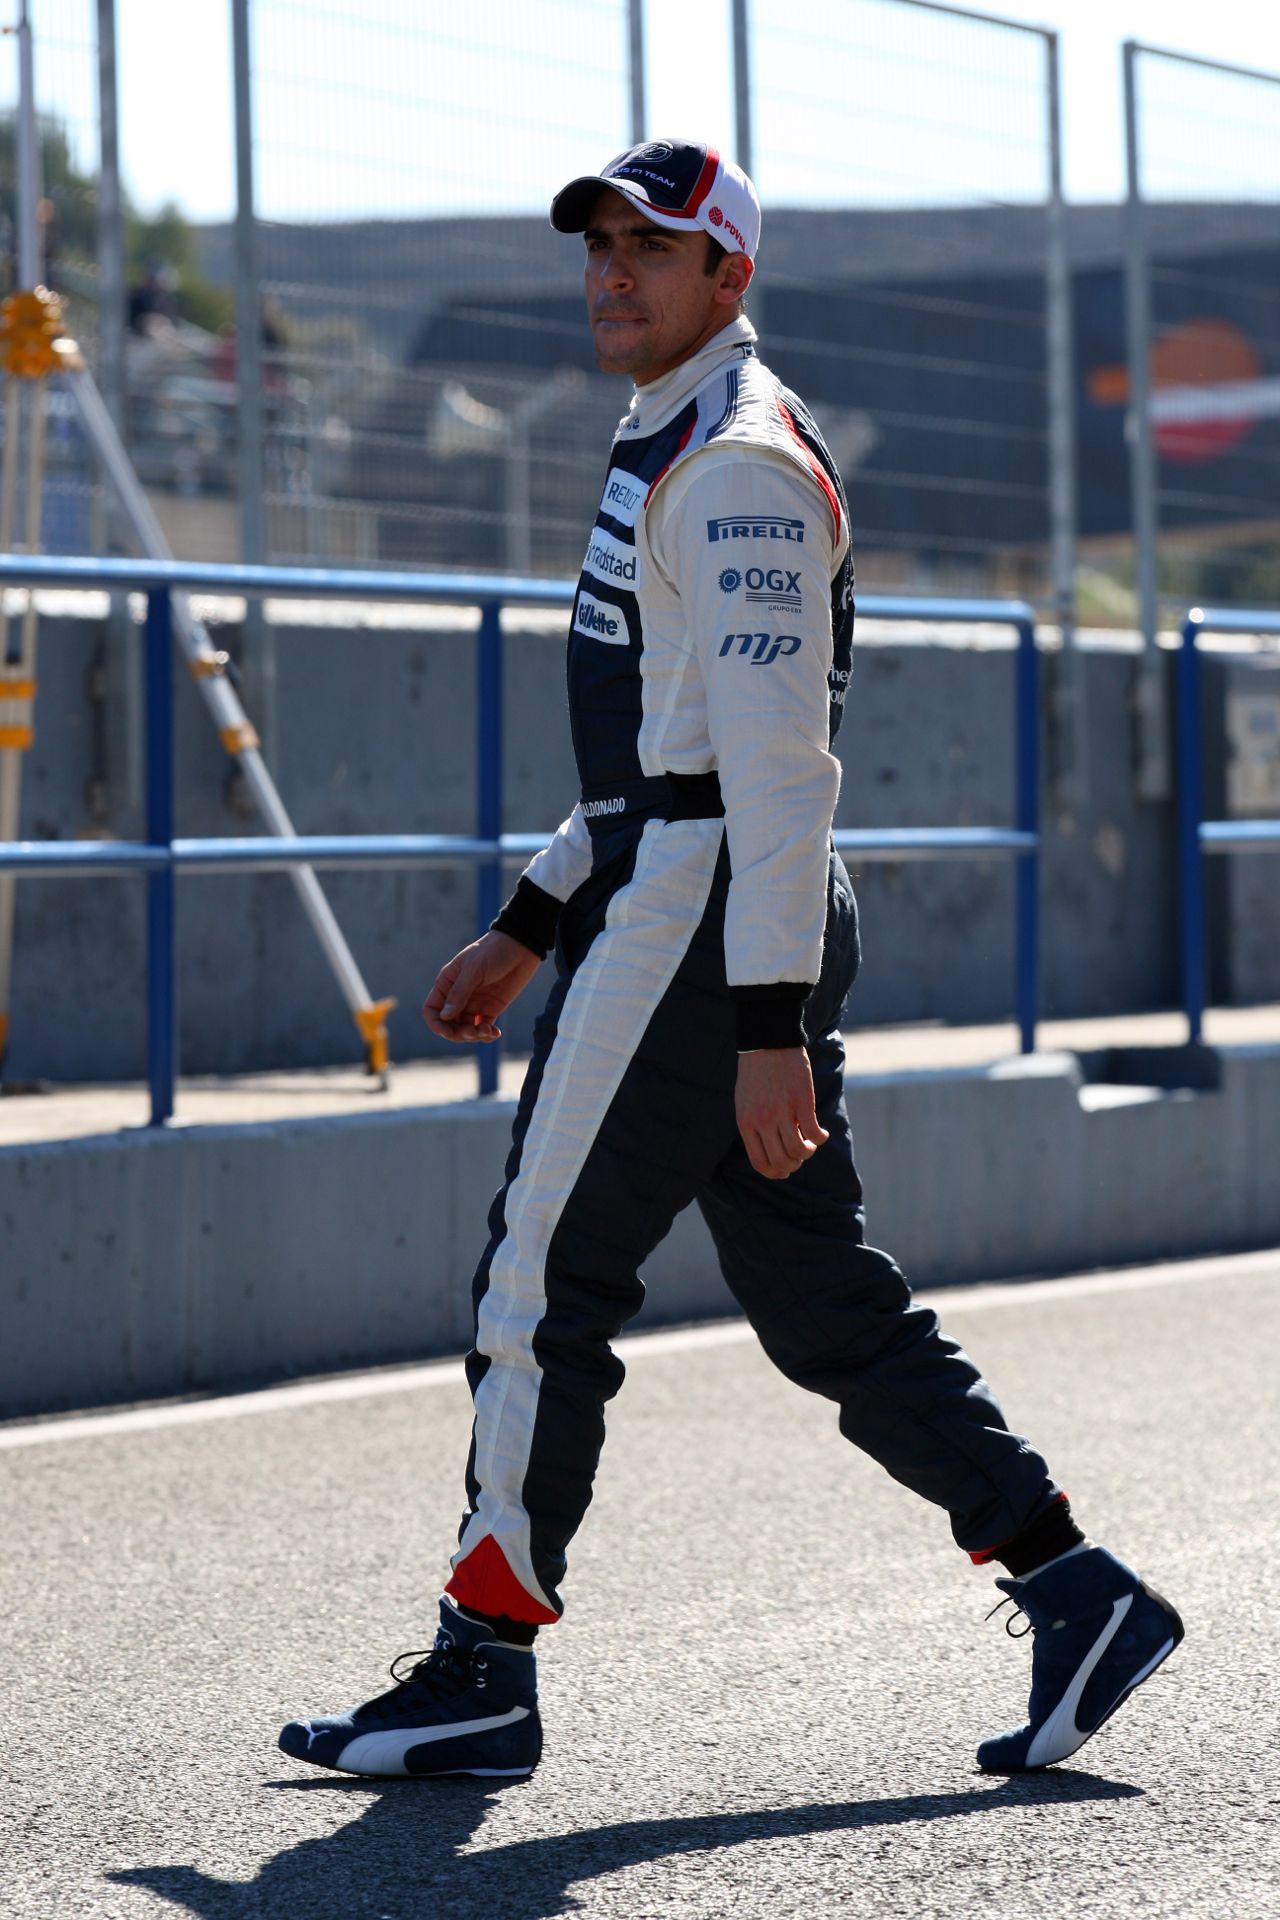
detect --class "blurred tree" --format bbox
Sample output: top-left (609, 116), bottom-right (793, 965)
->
top-left (126, 200), bottom-right (232, 334)
top-left (0, 111), bottom-right (231, 331)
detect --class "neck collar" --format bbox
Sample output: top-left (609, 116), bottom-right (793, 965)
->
top-left (620, 315), bottom-right (758, 439)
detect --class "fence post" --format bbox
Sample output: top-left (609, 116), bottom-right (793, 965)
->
top-left (231, 0), bottom-right (274, 766)
top-left (1176, 614), bottom-right (1207, 1044)
top-left (1015, 618), bottom-right (1039, 1054)
top-left (627, 0), bottom-right (646, 143)
top-left (1123, 40), bottom-right (1169, 802)
top-left (1043, 28), bottom-right (1087, 813)
top-left (144, 590), bottom-right (176, 1125)
top-left (476, 601), bottom-right (504, 1097)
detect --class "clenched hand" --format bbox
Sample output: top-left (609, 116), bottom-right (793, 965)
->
top-left (736, 1047), bottom-right (829, 1179)
top-left (422, 930), bottom-right (542, 1043)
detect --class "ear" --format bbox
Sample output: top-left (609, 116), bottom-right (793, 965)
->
top-left (714, 253), bottom-right (754, 307)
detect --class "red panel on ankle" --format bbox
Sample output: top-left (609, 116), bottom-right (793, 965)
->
top-left (446, 1534), bottom-right (559, 1624)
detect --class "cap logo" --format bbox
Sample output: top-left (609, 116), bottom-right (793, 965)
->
top-left (708, 205), bottom-right (724, 226)
top-left (633, 141), bottom-right (673, 162)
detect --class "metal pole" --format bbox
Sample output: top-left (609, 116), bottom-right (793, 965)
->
top-left (1175, 615), bottom-right (1207, 1044)
top-left (476, 601), bottom-right (503, 1097)
top-left (94, 0), bottom-right (126, 441)
top-left (1043, 30), bottom-right (1086, 811)
top-left (64, 365), bottom-right (395, 1069)
top-left (231, 0), bottom-right (274, 765)
top-left (144, 589), bottom-right (176, 1124)
top-left (0, 4), bottom-right (40, 1071)
top-left (627, 0), bottom-right (647, 144)
top-left (1014, 619), bottom-right (1039, 1054)
top-left (1123, 40), bottom-right (1168, 801)
top-left (94, 0), bottom-right (135, 816)
top-left (15, 2), bottom-right (40, 288)
top-left (730, 0), bottom-right (753, 179)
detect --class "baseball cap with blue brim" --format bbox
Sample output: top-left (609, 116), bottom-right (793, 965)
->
top-left (550, 139), bottom-right (761, 263)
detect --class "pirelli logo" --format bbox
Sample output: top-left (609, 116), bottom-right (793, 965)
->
top-left (706, 516), bottom-right (805, 544)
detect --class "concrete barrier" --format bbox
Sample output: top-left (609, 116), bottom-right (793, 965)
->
top-left (3, 1043), bottom-right (1278, 1419)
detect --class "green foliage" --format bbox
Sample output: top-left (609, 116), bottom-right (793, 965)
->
top-left (127, 201), bottom-right (233, 332)
top-left (0, 110), bottom-right (231, 331)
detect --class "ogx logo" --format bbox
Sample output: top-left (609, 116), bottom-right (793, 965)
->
top-left (719, 565), bottom-right (802, 606)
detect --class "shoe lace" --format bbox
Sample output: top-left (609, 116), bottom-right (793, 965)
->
top-left (985, 1594), bottom-right (1033, 1639)
top-left (366, 1640), bottom-right (489, 1719)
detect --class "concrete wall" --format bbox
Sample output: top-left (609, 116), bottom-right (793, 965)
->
top-left (3, 1043), bottom-right (1278, 1419)
top-left (5, 603), bottom-right (1278, 1082)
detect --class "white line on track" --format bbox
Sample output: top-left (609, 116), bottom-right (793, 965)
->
top-left (1, 1245), bottom-right (1275, 1452)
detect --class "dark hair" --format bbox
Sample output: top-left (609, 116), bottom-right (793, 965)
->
top-left (703, 235), bottom-right (728, 277)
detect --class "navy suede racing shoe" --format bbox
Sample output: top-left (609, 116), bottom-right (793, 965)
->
top-left (279, 1598), bottom-right (541, 1779)
top-left (978, 1544), bottom-right (1183, 1772)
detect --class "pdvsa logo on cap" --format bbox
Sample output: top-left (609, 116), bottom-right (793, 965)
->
top-left (708, 206), bottom-right (724, 227)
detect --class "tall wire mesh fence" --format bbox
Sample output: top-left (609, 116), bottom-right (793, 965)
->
top-left (747, 0), bottom-right (1057, 603)
top-left (5, 4), bottom-right (1276, 618)
top-left (243, 0), bottom-right (636, 572)
top-left (0, 0), bottom-right (100, 552)
top-left (1128, 47), bottom-right (1280, 612)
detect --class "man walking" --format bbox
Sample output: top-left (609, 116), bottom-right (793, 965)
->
top-left (281, 140), bottom-right (1181, 1782)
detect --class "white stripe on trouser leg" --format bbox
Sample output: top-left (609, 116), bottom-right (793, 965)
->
top-left (455, 818), bottom-right (724, 1610)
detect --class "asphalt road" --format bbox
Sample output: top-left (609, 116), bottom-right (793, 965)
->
top-left (4, 1250), bottom-right (1278, 1920)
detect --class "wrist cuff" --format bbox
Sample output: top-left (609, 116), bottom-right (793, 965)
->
top-left (491, 877), bottom-right (561, 959)
top-left (732, 983), bottom-right (812, 1051)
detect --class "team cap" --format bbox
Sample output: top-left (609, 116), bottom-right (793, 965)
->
top-left (550, 139), bottom-right (761, 263)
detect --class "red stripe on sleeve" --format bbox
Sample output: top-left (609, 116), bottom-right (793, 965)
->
top-left (776, 399), bottom-right (842, 544)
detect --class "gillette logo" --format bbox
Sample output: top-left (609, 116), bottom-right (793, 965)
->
top-left (575, 595), bottom-right (627, 645)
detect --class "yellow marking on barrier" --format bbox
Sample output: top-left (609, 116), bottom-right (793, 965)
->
top-left (219, 723), bottom-right (259, 755)
top-left (355, 996), bottom-right (397, 1077)
top-left (0, 724), bottom-right (33, 749)
top-left (189, 653), bottom-right (229, 680)
top-left (0, 679), bottom-right (36, 700)
top-left (0, 287), bottom-right (84, 379)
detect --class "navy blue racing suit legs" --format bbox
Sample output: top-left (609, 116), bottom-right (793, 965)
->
top-left (444, 317), bottom-right (1065, 1627)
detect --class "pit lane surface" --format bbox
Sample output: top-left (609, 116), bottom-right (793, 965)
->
top-left (4, 1250), bottom-right (1277, 1919)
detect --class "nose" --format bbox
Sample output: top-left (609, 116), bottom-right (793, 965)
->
top-left (595, 246), bottom-right (634, 292)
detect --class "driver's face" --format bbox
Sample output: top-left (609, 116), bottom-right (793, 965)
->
top-left (583, 188), bottom-right (750, 384)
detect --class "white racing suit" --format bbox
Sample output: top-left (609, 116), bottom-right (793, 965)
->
top-left (446, 317), bottom-right (1062, 1625)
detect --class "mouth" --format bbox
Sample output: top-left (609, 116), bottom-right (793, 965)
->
top-left (593, 312), bottom-right (648, 329)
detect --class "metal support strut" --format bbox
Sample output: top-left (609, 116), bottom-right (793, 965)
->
top-left (1, 5), bottom-right (394, 1087)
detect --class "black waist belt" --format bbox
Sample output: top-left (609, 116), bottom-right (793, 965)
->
top-left (579, 771), bottom-right (724, 829)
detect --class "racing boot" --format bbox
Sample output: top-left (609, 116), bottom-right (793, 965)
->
top-left (279, 1595), bottom-right (541, 1778)
top-left (978, 1543), bottom-right (1183, 1772)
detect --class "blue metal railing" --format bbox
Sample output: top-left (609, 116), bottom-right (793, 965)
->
top-left (0, 555), bottom-right (1040, 1121)
top-left (1176, 605), bottom-right (1280, 1043)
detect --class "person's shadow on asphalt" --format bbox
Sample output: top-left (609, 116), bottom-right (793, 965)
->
top-left (107, 1767), bottom-right (1142, 1919)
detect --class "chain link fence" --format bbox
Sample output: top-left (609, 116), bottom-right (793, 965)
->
top-left (0, 0), bottom-right (100, 553)
top-left (1124, 44), bottom-right (1280, 618)
top-left (6, 4), bottom-right (1276, 622)
top-left (240, 0), bottom-right (636, 574)
top-left (746, 0), bottom-right (1063, 604)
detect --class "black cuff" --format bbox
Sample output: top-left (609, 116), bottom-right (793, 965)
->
top-left (732, 982), bottom-right (813, 1051)
top-left (491, 877), bottom-right (561, 960)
